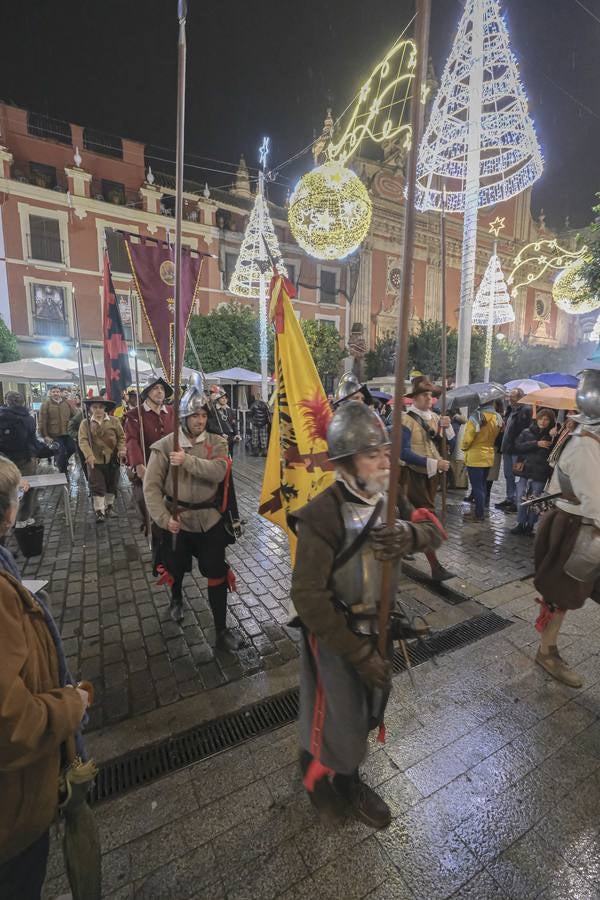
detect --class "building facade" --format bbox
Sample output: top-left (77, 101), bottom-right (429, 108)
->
top-left (0, 101), bottom-right (581, 375)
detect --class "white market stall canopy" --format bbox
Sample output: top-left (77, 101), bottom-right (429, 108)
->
top-left (0, 359), bottom-right (76, 382)
top-left (204, 367), bottom-right (274, 386)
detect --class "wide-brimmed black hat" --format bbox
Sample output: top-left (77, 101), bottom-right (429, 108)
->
top-left (140, 376), bottom-right (174, 402)
top-left (83, 396), bottom-right (117, 412)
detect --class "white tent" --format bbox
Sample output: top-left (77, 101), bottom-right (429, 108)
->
top-left (0, 359), bottom-right (75, 382)
top-left (204, 367), bottom-right (274, 386)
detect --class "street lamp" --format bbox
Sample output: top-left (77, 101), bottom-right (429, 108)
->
top-left (47, 341), bottom-right (65, 357)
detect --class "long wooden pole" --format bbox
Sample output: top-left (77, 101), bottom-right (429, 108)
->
top-left (440, 186), bottom-right (448, 525)
top-left (171, 0), bottom-right (188, 516)
top-left (378, 0), bottom-right (431, 659)
top-left (72, 288), bottom-right (95, 459)
top-left (129, 290), bottom-right (152, 548)
top-left (89, 346), bottom-right (101, 394)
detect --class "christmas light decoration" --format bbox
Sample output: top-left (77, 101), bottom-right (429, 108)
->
top-left (326, 35), bottom-right (416, 166)
top-left (229, 138), bottom-right (287, 399)
top-left (288, 162), bottom-right (372, 260)
top-left (507, 239), bottom-right (588, 299)
top-left (552, 259), bottom-right (600, 315)
top-left (415, 0), bottom-right (543, 388)
top-left (472, 246), bottom-right (514, 380)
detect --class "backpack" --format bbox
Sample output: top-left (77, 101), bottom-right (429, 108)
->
top-left (0, 409), bottom-right (31, 457)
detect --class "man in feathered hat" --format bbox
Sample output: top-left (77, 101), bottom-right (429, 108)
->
top-left (289, 401), bottom-right (445, 829)
top-left (400, 375), bottom-right (453, 581)
top-left (78, 396), bottom-right (126, 521)
top-left (143, 374), bottom-right (243, 647)
top-left (124, 375), bottom-right (174, 533)
top-left (532, 369), bottom-right (600, 689)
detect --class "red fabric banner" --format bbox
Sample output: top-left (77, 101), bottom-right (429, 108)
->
top-left (103, 252), bottom-right (132, 402)
top-left (124, 239), bottom-right (203, 381)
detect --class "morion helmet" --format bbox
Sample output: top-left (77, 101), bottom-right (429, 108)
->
top-left (327, 402), bottom-right (390, 461)
top-left (573, 368), bottom-right (600, 426)
top-left (140, 374), bottom-right (173, 402)
top-left (179, 371), bottom-right (210, 419)
top-left (333, 372), bottom-right (372, 406)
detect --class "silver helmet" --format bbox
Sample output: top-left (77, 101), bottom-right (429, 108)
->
top-left (573, 368), bottom-right (600, 425)
top-left (333, 372), bottom-right (364, 405)
top-left (327, 402), bottom-right (390, 461)
top-left (179, 371), bottom-right (210, 419)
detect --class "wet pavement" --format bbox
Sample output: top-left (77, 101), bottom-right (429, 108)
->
top-left (42, 578), bottom-right (600, 899)
top-left (14, 453), bottom-right (534, 732)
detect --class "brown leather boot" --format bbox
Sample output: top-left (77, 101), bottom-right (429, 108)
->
top-left (299, 752), bottom-right (345, 826)
top-left (536, 645), bottom-right (583, 688)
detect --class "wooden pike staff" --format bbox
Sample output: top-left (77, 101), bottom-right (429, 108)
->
top-left (71, 288), bottom-right (95, 459)
top-left (440, 185), bottom-right (448, 526)
top-left (128, 288), bottom-right (153, 548)
top-left (377, 0), bottom-right (431, 662)
top-left (170, 0), bottom-right (189, 522)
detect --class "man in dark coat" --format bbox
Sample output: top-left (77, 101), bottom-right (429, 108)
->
top-left (511, 407), bottom-right (555, 536)
top-left (495, 389), bottom-right (532, 511)
top-left (290, 402), bottom-right (444, 829)
top-left (0, 392), bottom-right (48, 525)
top-left (124, 376), bottom-right (174, 533)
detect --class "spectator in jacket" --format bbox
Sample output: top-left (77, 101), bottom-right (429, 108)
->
top-left (0, 393), bottom-right (49, 526)
top-left (39, 386), bottom-right (76, 475)
top-left (485, 398), bottom-right (505, 507)
top-left (0, 457), bottom-right (89, 899)
top-left (249, 396), bottom-right (271, 456)
top-left (495, 389), bottom-right (532, 512)
top-left (511, 407), bottom-right (556, 536)
top-left (462, 403), bottom-right (503, 521)
top-left (208, 387), bottom-right (239, 455)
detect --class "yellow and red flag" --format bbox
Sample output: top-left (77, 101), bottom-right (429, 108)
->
top-left (259, 275), bottom-right (334, 562)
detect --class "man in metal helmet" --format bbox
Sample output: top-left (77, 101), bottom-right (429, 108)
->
top-left (289, 402), bottom-right (445, 829)
top-left (332, 372), bottom-right (373, 407)
top-left (533, 369), bottom-right (600, 688)
top-left (143, 374), bottom-right (243, 650)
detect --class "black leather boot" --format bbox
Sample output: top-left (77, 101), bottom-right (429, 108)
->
top-left (333, 771), bottom-right (391, 830)
top-left (215, 628), bottom-right (245, 651)
top-left (299, 752), bottom-right (345, 825)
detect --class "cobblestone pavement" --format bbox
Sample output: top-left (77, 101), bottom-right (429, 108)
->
top-left (42, 581), bottom-right (600, 899)
top-left (13, 454), bottom-right (535, 731)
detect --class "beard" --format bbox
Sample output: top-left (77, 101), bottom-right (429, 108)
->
top-left (356, 470), bottom-right (390, 496)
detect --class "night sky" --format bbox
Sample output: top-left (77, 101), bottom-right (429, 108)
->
top-left (1, 0), bottom-right (598, 229)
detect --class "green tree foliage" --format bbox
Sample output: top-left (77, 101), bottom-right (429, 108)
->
top-left (300, 320), bottom-right (346, 383)
top-left (185, 303), bottom-right (270, 373)
top-left (364, 335), bottom-right (396, 380)
top-left (0, 316), bottom-right (20, 363)
top-left (582, 193), bottom-right (600, 297)
top-left (407, 321), bottom-right (486, 383)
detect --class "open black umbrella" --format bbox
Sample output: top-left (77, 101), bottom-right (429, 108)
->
top-left (446, 382), bottom-right (506, 412)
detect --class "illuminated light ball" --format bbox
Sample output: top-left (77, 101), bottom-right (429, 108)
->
top-left (288, 162), bottom-right (372, 260)
top-left (552, 259), bottom-right (600, 315)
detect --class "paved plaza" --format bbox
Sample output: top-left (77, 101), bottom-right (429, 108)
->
top-left (15, 454), bottom-right (538, 732)
top-left (18, 452), bottom-right (600, 899)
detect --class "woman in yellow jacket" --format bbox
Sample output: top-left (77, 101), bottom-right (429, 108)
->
top-left (462, 404), bottom-right (503, 521)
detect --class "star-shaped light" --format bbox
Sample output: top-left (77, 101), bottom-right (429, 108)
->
top-left (489, 216), bottom-right (506, 237)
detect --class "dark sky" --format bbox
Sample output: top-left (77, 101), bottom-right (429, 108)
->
top-left (1, 0), bottom-right (599, 229)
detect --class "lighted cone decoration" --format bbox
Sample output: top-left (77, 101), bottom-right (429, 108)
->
top-left (472, 252), bottom-right (514, 381)
top-left (229, 180), bottom-right (287, 299)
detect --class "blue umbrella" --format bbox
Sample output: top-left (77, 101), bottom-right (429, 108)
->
top-left (531, 372), bottom-right (579, 388)
top-left (370, 389), bottom-right (392, 401)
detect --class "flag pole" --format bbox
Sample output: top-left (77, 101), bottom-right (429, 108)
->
top-left (440, 185), bottom-right (448, 526)
top-left (129, 289), bottom-right (153, 547)
top-left (378, 0), bottom-right (431, 660)
top-left (89, 346), bottom-right (101, 394)
top-left (171, 0), bottom-right (188, 518)
top-left (72, 287), bottom-right (96, 460)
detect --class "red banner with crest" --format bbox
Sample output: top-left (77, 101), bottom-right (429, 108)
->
top-left (124, 239), bottom-right (203, 382)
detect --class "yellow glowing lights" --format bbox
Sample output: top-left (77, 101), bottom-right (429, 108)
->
top-left (326, 37), bottom-right (416, 167)
top-left (488, 217), bottom-right (506, 238)
top-left (288, 162), bottom-right (372, 261)
top-left (552, 259), bottom-right (600, 315)
top-left (507, 240), bottom-right (588, 299)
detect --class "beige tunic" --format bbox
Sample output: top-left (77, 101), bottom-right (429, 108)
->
top-left (144, 429), bottom-right (228, 533)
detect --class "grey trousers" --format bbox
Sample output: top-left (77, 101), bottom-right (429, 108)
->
top-left (299, 632), bottom-right (373, 775)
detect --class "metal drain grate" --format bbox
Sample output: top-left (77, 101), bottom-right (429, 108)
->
top-left (393, 610), bottom-right (511, 672)
top-left (91, 611), bottom-right (510, 805)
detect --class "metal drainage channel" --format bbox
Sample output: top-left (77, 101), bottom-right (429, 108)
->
top-left (91, 611), bottom-right (511, 806)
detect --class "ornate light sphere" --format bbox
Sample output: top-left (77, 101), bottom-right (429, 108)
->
top-left (288, 162), bottom-right (372, 260)
top-left (552, 259), bottom-right (600, 315)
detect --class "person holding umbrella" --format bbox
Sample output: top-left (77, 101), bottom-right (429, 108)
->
top-left (495, 388), bottom-right (532, 512)
top-left (461, 400), bottom-right (504, 522)
top-left (511, 407), bottom-right (556, 536)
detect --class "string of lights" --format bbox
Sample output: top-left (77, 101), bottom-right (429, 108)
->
top-left (552, 258), bottom-right (600, 315)
top-left (507, 239), bottom-right (588, 298)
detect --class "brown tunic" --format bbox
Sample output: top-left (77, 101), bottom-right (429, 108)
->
top-left (534, 508), bottom-right (600, 610)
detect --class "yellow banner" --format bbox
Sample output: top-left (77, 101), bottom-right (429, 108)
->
top-left (258, 276), bottom-right (334, 562)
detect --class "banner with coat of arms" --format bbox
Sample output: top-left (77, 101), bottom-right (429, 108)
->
top-left (124, 238), bottom-right (203, 381)
top-left (259, 275), bottom-right (334, 563)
